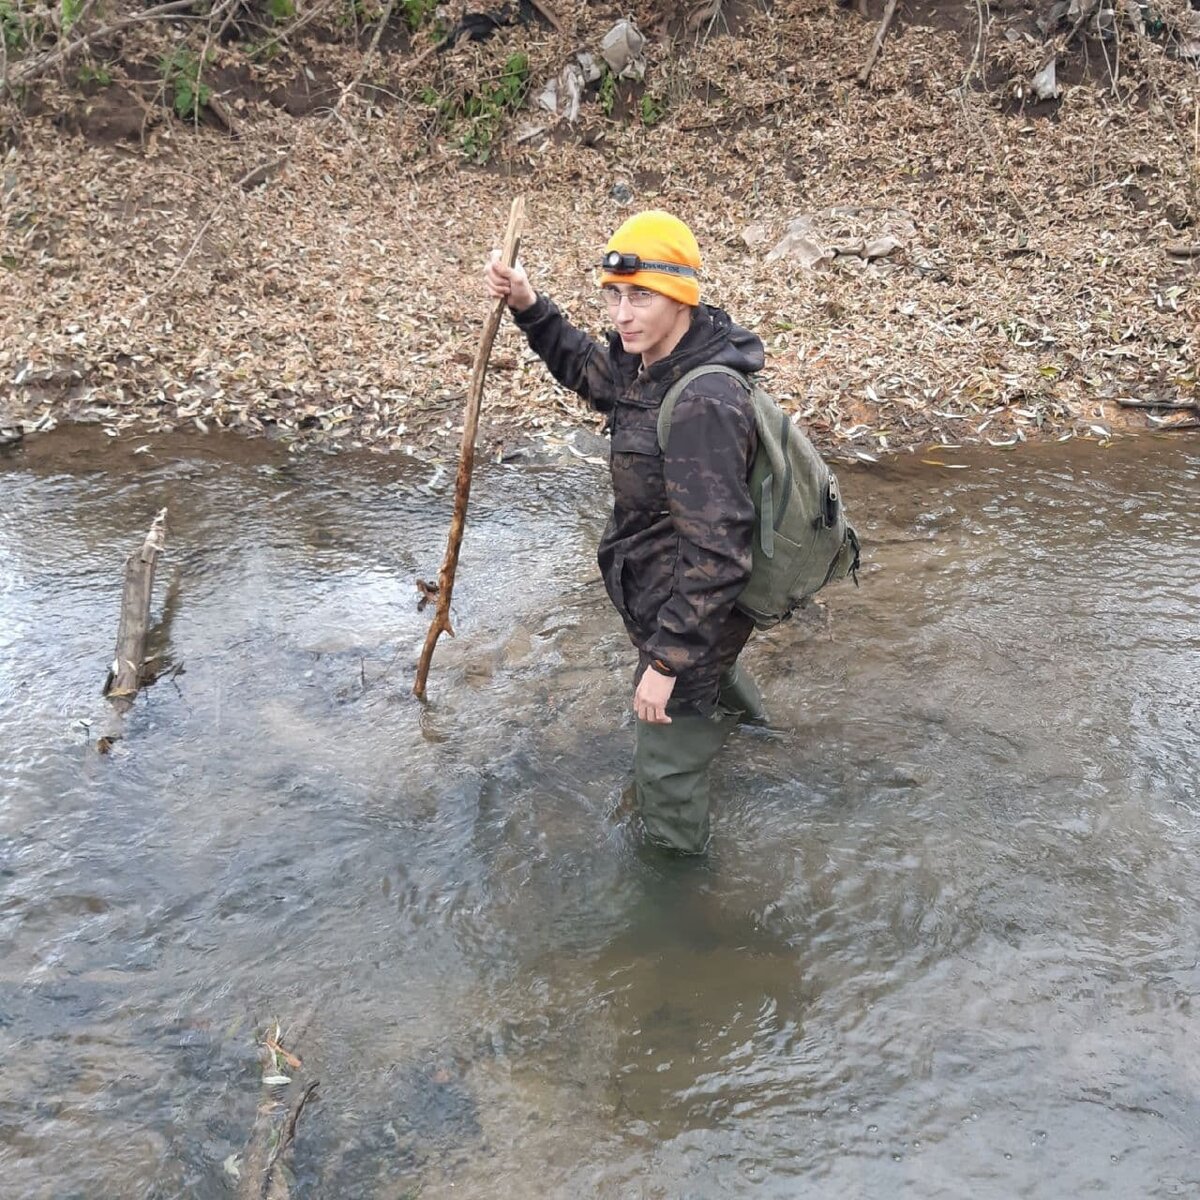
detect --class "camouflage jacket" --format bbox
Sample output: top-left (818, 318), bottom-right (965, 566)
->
top-left (513, 295), bottom-right (764, 676)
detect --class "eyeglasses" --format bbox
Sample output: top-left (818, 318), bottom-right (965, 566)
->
top-left (600, 285), bottom-right (659, 309)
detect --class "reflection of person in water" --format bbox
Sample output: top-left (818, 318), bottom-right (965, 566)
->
top-left (485, 211), bottom-right (769, 854)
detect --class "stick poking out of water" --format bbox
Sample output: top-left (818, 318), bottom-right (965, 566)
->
top-left (413, 196), bottom-right (525, 701)
top-left (99, 507), bottom-right (168, 748)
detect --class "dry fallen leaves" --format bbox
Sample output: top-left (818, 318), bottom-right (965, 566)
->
top-left (0, 0), bottom-right (1195, 461)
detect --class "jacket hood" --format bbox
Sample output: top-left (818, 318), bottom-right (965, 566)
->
top-left (680, 304), bottom-right (766, 376)
top-left (607, 304), bottom-right (765, 389)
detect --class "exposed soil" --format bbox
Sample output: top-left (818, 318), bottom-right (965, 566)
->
top-left (1, 0), bottom-right (1197, 463)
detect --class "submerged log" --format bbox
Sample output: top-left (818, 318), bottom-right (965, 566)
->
top-left (236, 1081), bottom-right (320, 1199)
top-left (99, 509), bottom-right (167, 748)
top-left (235, 1022), bottom-right (319, 1200)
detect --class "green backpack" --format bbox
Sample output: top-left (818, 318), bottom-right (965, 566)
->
top-left (658, 365), bottom-right (861, 630)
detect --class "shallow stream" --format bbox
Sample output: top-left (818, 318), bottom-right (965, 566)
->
top-left (1, 429), bottom-right (1197, 1198)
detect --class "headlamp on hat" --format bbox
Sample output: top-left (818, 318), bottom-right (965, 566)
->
top-left (600, 250), bottom-right (696, 278)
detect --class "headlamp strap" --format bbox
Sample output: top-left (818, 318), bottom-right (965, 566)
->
top-left (602, 251), bottom-right (697, 278)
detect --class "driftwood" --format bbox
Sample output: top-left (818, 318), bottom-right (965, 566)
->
top-left (1147, 415), bottom-right (1200, 431)
top-left (102, 509), bottom-right (168, 727)
top-left (530, 0), bottom-right (564, 34)
top-left (235, 1022), bottom-right (319, 1200)
top-left (413, 196), bottom-right (525, 701)
top-left (1116, 397), bottom-right (1199, 411)
top-left (857, 0), bottom-right (901, 85)
top-left (207, 93), bottom-right (241, 137)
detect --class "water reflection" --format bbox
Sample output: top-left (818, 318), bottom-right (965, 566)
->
top-left (1, 430), bottom-right (1197, 1199)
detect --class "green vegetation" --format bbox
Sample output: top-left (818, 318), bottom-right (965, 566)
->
top-left (640, 92), bottom-right (665, 127)
top-left (421, 52), bottom-right (530, 164)
top-left (160, 48), bottom-right (213, 122)
top-left (60, 0), bottom-right (83, 32)
top-left (336, 0), bottom-right (377, 28)
top-left (77, 63), bottom-right (113, 87)
top-left (400, 0), bottom-right (435, 31)
top-left (596, 70), bottom-right (665, 127)
top-left (1, 0), bottom-right (43, 52)
top-left (246, 35), bottom-right (283, 62)
top-left (598, 68), bottom-right (616, 117)
top-left (490, 51), bottom-right (528, 110)
top-left (266, 0), bottom-right (295, 20)
top-left (2, 0), bottom-right (82, 42)
top-left (0, 2), bottom-right (20, 51)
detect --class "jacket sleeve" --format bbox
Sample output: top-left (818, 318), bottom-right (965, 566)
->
top-left (644, 376), bottom-right (757, 675)
top-left (512, 294), bottom-right (618, 414)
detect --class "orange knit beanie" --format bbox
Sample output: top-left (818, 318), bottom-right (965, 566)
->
top-left (599, 210), bottom-right (702, 307)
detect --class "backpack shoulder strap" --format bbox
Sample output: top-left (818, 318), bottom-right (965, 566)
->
top-left (657, 365), bottom-right (750, 452)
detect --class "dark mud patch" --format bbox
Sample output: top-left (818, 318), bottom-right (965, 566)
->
top-left (265, 61), bottom-right (342, 117)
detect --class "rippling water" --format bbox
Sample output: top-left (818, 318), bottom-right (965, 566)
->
top-left (1, 430), bottom-right (1197, 1198)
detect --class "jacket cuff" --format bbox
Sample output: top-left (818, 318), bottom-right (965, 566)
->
top-left (511, 293), bottom-right (548, 328)
top-left (641, 633), bottom-right (693, 678)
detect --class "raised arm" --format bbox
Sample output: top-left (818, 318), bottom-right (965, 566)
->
top-left (484, 252), bottom-right (619, 413)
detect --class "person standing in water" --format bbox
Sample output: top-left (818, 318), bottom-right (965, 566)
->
top-left (484, 210), bottom-right (767, 854)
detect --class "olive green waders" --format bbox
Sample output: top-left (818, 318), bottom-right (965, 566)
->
top-left (634, 662), bottom-right (768, 854)
top-left (718, 661), bottom-right (768, 725)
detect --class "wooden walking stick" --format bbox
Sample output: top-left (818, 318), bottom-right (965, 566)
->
top-left (413, 196), bottom-right (525, 701)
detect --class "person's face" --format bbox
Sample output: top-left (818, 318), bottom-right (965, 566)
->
top-left (601, 284), bottom-right (692, 365)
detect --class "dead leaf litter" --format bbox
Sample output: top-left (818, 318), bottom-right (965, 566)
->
top-left (1, 0), bottom-right (1196, 462)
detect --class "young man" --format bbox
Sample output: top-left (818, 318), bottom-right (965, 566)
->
top-left (485, 210), bottom-right (767, 854)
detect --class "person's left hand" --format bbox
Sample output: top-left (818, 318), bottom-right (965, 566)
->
top-left (634, 668), bottom-right (675, 724)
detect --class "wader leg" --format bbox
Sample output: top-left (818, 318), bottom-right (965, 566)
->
top-left (718, 661), bottom-right (768, 725)
top-left (634, 711), bottom-right (738, 854)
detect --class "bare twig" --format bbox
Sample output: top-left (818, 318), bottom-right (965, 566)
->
top-left (1114, 1), bottom-right (1200, 209)
top-left (686, 0), bottom-right (723, 35)
top-left (137, 208), bottom-right (224, 311)
top-left (207, 93), bottom-right (241, 135)
top-left (1147, 416), bottom-right (1200, 430)
top-left (236, 1017), bottom-right (319, 1200)
top-left (857, 0), bottom-right (900, 85)
top-left (237, 155), bottom-right (289, 191)
top-left (3, 0), bottom-right (200, 92)
top-left (962, 0), bottom-right (987, 92)
top-left (328, 0), bottom-right (397, 118)
top-left (530, 0), bottom-right (564, 35)
top-left (57, 0), bottom-right (102, 53)
top-left (246, 0), bottom-right (341, 61)
top-left (1116, 396), bottom-right (1199, 408)
top-left (196, 0), bottom-right (242, 134)
top-left (129, 0), bottom-right (397, 314)
top-left (1063, 0), bottom-right (1103, 44)
top-left (413, 197), bottom-right (526, 702)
